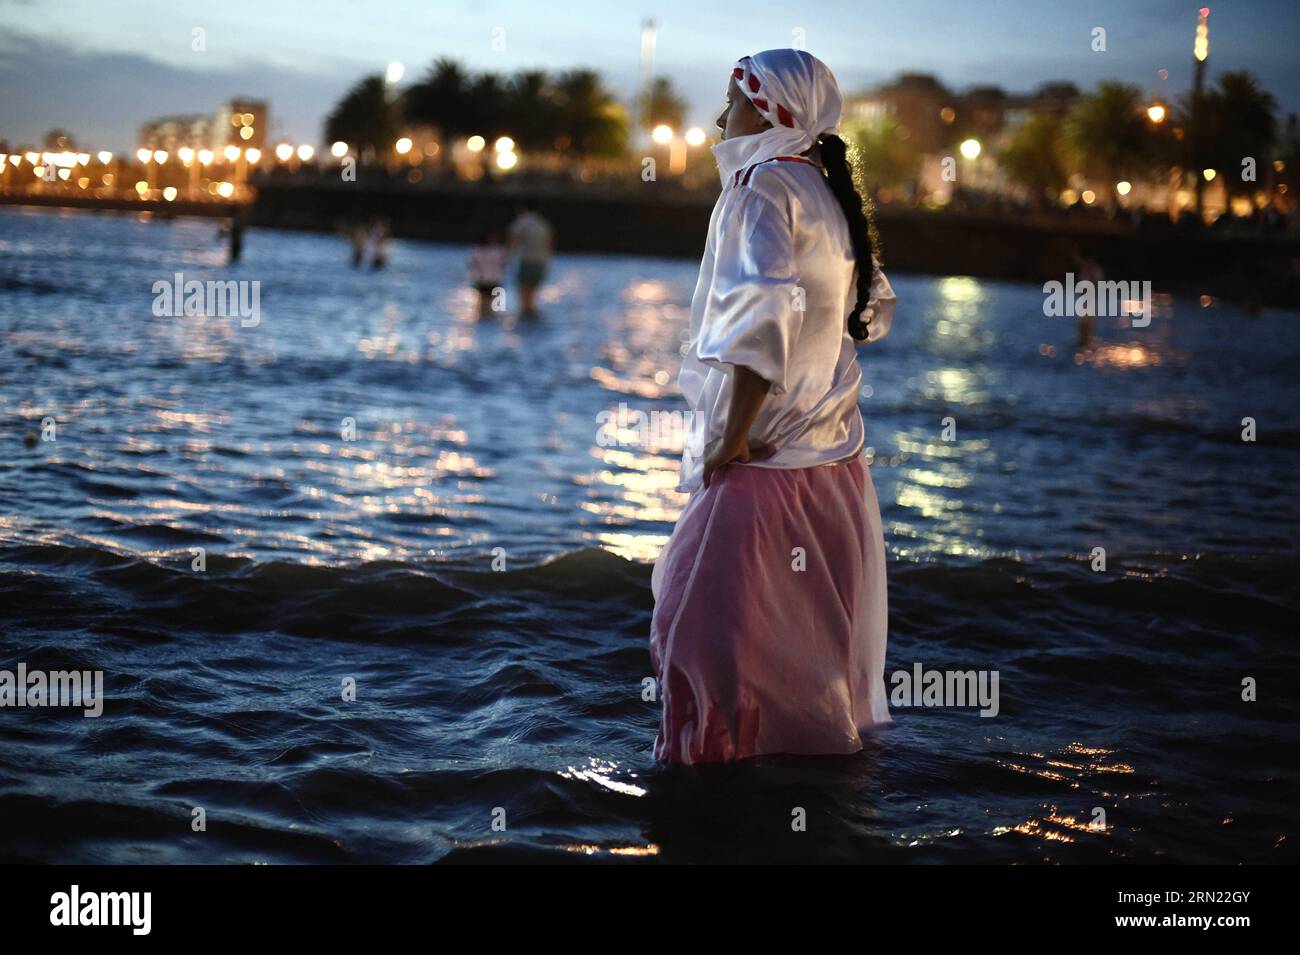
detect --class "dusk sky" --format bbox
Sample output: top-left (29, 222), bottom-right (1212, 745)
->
top-left (2, 0), bottom-right (1297, 153)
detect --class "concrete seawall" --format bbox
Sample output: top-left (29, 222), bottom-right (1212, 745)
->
top-left (250, 179), bottom-right (1299, 308)
top-left (6, 183), bottom-right (1297, 307)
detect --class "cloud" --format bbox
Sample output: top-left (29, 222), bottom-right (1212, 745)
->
top-left (0, 28), bottom-right (364, 151)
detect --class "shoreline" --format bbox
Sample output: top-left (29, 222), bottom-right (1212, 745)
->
top-left (5, 191), bottom-right (1298, 309)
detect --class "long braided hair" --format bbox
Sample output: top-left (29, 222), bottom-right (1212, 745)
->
top-left (817, 134), bottom-right (879, 341)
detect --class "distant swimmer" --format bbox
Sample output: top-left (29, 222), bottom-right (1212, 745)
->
top-left (1071, 245), bottom-right (1103, 351)
top-left (371, 221), bottom-right (390, 270)
top-left (507, 201), bottom-right (552, 319)
top-left (350, 223), bottom-right (367, 268)
top-left (467, 228), bottom-right (508, 318)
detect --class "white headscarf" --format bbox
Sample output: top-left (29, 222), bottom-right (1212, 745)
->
top-left (710, 48), bottom-right (844, 186)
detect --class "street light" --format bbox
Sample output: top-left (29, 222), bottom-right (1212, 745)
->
top-left (181, 147), bottom-right (201, 197)
top-left (1191, 7), bottom-right (1211, 220)
top-left (330, 141), bottom-right (348, 158)
top-left (224, 145), bottom-right (240, 162)
top-left (651, 124), bottom-right (673, 145)
top-left (958, 139), bottom-right (983, 191)
top-left (1146, 104), bottom-right (1167, 123)
top-left (136, 148), bottom-right (152, 164)
top-left (684, 127), bottom-right (706, 147)
top-left (395, 137), bottom-right (413, 155)
top-left (275, 144), bottom-right (293, 162)
top-left (297, 144), bottom-right (314, 161)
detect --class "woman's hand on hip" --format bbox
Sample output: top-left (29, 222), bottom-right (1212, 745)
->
top-left (701, 436), bottom-right (775, 489)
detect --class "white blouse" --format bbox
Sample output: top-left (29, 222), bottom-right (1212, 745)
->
top-left (676, 152), bottom-right (897, 492)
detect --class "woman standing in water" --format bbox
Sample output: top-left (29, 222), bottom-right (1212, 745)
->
top-left (650, 49), bottom-right (897, 764)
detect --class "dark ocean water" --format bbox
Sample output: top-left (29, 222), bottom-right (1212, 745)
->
top-left (1, 205), bottom-right (1297, 864)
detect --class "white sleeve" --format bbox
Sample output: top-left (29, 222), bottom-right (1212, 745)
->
top-left (694, 187), bottom-right (802, 394)
top-left (862, 258), bottom-right (897, 344)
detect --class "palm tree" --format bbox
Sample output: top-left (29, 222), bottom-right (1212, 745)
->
top-left (324, 74), bottom-right (400, 154)
top-left (355, 59), bottom-right (629, 161)
top-left (550, 70), bottom-right (628, 159)
top-left (640, 77), bottom-right (687, 132)
top-left (468, 73), bottom-right (514, 138)
top-left (404, 58), bottom-right (476, 139)
top-left (999, 113), bottom-right (1067, 208)
top-left (1209, 71), bottom-right (1277, 201)
top-left (1064, 82), bottom-right (1155, 209)
top-left (842, 115), bottom-right (921, 193)
top-left (1178, 70), bottom-right (1276, 215)
top-left (505, 70), bottom-right (558, 151)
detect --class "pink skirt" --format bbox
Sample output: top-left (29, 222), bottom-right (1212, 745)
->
top-left (650, 454), bottom-right (891, 764)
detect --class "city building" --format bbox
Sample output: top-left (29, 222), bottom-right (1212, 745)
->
top-left (138, 114), bottom-right (213, 152)
top-left (138, 99), bottom-right (268, 154)
top-left (844, 73), bottom-right (1080, 154)
top-left (843, 74), bottom-right (1082, 204)
top-left (211, 99), bottom-right (268, 152)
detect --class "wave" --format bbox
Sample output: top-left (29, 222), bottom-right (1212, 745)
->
top-left (0, 274), bottom-right (62, 295)
top-left (2, 538), bottom-right (1294, 643)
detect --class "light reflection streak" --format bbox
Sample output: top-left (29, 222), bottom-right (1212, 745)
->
top-left (559, 843), bottom-right (661, 857)
top-left (992, 742), bottom-right (1139, 845)
top-left (559, 758), bottom-right (648, 797)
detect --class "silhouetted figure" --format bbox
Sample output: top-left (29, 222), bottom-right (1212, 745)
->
top-left (1071, 246), bottom-right (1103, 350)
top-left (228, 210), bottom-right (247, 263)
top-left (507, 202), bottom-right (552, 318)
top-left (350, 224), bottom-right (367, 268)
top-left (370, 221), bottom-right (390, 270)
top-left (467, 228), bottom-right (508, 318)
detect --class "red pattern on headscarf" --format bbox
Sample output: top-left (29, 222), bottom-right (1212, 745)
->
top-left (732, 57), bottom-right (797, 129)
